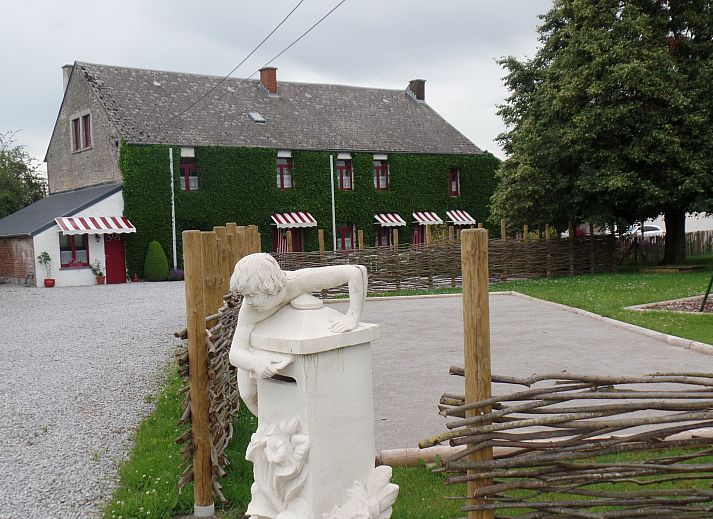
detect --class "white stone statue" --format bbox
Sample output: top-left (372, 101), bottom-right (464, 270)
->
top-left (229, 253), bottom-right (368, 415)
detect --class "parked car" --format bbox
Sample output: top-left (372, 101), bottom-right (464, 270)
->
top-left (624, 224), bottom-right (665, 238)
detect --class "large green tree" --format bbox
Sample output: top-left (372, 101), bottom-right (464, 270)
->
top-left (0, 131), bottom-right (46, 219)
top-left (492, 0), bottom-right (713, 263)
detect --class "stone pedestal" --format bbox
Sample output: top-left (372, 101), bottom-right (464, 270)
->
top-left (246, 294), bottom-right (397, 518)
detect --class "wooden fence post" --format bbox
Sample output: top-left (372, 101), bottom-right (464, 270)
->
top-left (589, 223), bottom-right (596, 273)
top-left (202, 231), bottom-right (221, 326)
top-left (182, 230), bottom-right (214, 517)
top-left (461, 229), bottom-right (493, 519)
top-left (358, 229), bottom-right (364, 250)
top-left (545, 224), bottom-right (552, 277)
top-left (318, 229), bottom-right (325, 255)
top-left (500, 219), bottom-right (507, 281)
top-left (286, 229), bottom-right (293, 253)
top-left (523, 224), bottom-right (530, 278)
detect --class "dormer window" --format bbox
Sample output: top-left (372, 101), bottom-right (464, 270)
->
top-left (71, 112), bottom-right (92, 152)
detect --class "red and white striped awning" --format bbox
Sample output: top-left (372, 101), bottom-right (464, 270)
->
top-left (271, 212), bottom-right (317, 229)
top-left (446, 210), bottom-right (476, 226)
top-left (412, 211), bottom-right (443, 225)
top-left (374, 213), bottom-right (406, 227)
top-left (55, 216), bottom-right (136, 235)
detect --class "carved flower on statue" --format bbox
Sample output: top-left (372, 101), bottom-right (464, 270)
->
top-left (323, 466), bottom-right (399, 519)
top-left (246, 418), bottom-right (310, 519)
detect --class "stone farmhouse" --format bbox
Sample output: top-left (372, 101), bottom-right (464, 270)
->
top-left (0, 61), bottom-right (499, 286)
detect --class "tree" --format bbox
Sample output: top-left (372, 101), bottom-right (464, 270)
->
top-left (491, 0), bottom-right (713, 263)
top-left (0, 131), bottom-right (46, 219)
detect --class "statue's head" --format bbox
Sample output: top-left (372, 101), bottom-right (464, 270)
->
top-left (230, 253), bottom-right (287, 304)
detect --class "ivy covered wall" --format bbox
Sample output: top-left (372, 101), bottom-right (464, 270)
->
top-left (120, 143), bottom-right (500, 276)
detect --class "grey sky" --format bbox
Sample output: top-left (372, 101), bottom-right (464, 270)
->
top-left (3, 0), bottom-right (552, 175)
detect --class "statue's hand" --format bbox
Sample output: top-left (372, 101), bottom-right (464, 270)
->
top-left (328, 314), bottom-right (358, 333)
top-left (252, 354), bottom-right (291, 379)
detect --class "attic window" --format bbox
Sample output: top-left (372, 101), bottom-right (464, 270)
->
top-left (249, 112), bottom-right (266, 123)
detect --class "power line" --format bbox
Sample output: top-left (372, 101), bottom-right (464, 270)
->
top-left (216, 0), bottom-right (349, 102)
top-left (162, 0), bottom-right (306, 128)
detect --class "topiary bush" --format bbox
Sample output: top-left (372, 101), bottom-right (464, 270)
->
top-left (143, 240), bottom-right (169, 281)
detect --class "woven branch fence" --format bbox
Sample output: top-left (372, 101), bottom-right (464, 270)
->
top-left (421, 370), bottom-right (713, 518)
top-left (272, 236), bottom-right (620, 295)
top-left (619, 230), bottom-right (713, 266)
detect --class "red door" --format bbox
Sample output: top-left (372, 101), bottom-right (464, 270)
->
top-left (104, 233), bottom-right (127, 284)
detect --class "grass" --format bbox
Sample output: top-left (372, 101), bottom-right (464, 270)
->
top-left (105, 254), bottom-right (713, 518)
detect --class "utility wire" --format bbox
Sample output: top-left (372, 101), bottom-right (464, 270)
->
top-left (162, 0), bottom-right (306, 127)
top-left (215, 0), bottom-right (349, 102)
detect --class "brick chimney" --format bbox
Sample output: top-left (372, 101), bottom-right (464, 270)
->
top-left (62, 64), bottom-right (73, 92)
top-left (407, 79), bottom-right (426, 101)
top-left (259, 67), bottom-right (278, 94)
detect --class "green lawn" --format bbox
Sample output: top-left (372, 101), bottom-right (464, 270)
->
top-left (106, 255), bottom-right (713, 518)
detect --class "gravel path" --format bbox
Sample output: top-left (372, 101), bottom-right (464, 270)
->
top-left (0, 281), bottom-right (185, 519)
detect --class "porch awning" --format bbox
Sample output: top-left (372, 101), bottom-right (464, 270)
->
top-left (271, 212), bottom-right (317, 228)
top-left (446, 210), bottom-right (476, 226)
top-left (412, 211), bottom-right (443, 225)
top-left (55, 216), bottom-right (136, 235)
top-left (374, 213), bottom-right (406, 227)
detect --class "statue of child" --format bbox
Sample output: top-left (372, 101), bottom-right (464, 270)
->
top-left (229, 253), bottom-right (367, 415)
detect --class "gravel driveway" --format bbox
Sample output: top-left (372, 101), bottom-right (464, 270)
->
top-left (0, 281), bottom-right (185, 519)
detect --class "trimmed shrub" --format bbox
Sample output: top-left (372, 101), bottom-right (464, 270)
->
top-left (144, 240), bottom-right (169, 281)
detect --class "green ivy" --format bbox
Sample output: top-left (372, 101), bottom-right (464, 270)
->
top-left (120, 143), bottom-right (500, 275)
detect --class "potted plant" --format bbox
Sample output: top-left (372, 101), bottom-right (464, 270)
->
top-left (91, 260), bottom-right (105, 285)
top-left (37, 251), bottom-right (55, 288)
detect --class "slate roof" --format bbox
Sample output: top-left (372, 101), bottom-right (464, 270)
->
top-left (0, 183), bottom-right (122, 237)
top-left (76, 62), bottom-right (482, 155)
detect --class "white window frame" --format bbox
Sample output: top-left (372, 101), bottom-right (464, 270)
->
top-left (69, 109), bottom-right (92, 153)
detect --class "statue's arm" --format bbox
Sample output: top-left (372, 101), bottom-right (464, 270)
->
top-left (229, 306), bottom-right (291, 378)
top-left (288, 265), bottom-right (367, 332)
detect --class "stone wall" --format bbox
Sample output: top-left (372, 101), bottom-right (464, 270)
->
top-left (0, 237), bottom-right (35, 285)
top-left (46, 64), bottom-right (122, 193)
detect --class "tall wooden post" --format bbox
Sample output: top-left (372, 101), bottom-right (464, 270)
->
top-left (182, 230), bottom-right (214, 517)
top-left (358, 229), bottom-right (364, 250)
top-left (448, 225), bottom-right (455, 243)
top-left (478, 223), bottom-right (483, 229)
top-left (392, 228), bottom-right (399, 249)
top-left (425, 225), bottom-right (432, 246)
top-left (461, 229), bottom-right (493, 519)
top-left (214, 226), bottom-right (231, 295)
top-left (500, 219), bottom-right (506, 240)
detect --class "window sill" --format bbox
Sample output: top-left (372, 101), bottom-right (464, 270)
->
top-left (60, 265), bottom-right (90, 270)
top-left (72, 147), bottom-right (93, 154)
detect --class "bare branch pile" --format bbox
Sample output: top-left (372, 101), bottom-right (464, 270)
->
top-left (175, 292), bottom-right (242, 501)
top-left (422, 370), bottom-right (713, 518)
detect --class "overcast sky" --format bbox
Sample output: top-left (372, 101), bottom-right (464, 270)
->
top-left (3, 0), bottom-right (552, 175)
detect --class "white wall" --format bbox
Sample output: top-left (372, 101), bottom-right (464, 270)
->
top-left (650, 213), bottom-right (713, 232)
top-left (33, 191), bottom-right (125, 287)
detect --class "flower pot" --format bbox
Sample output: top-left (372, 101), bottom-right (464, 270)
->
top-left (96, 275), bottom-right (106, 285)
top-left (44, 278), bottom-right (56, 288)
